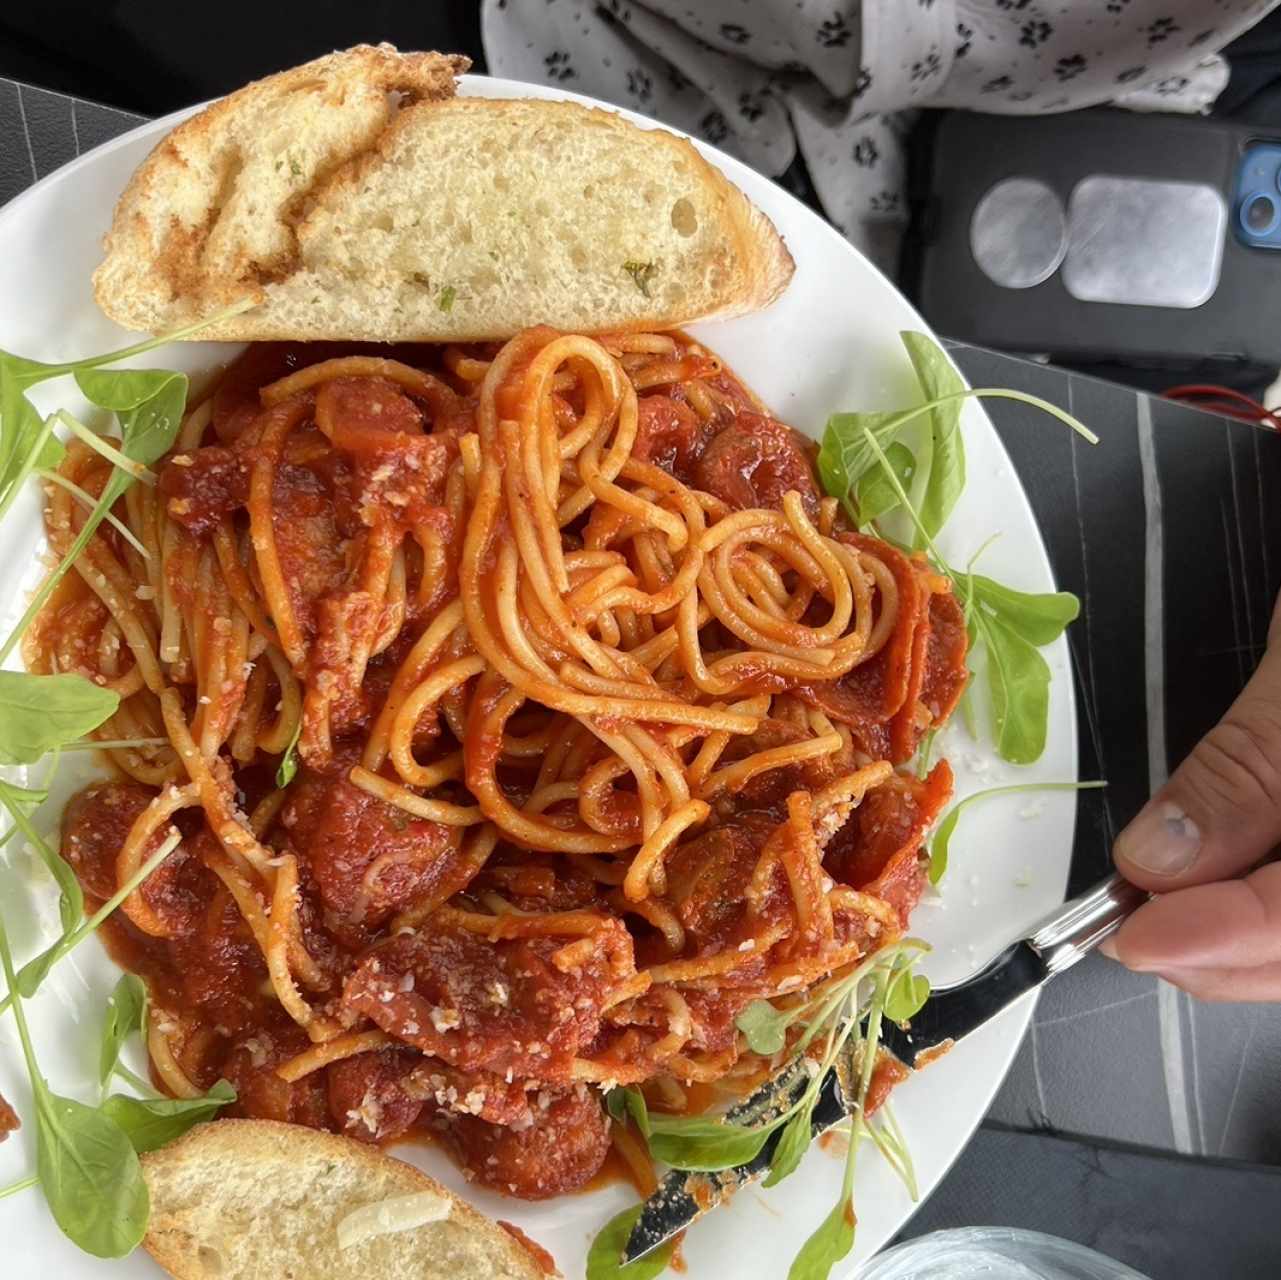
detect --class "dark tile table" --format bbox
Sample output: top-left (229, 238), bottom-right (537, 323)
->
top-left (3, 77), bottom-right (1280, 1278)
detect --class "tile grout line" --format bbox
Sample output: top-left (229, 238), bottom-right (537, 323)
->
top-left (1223, 425), bottom-right (1256, 660)
top-left (1252, 429), bottom-right (1272, 604)
top-left (1217, 1008), bottom-right (1258, 1155)
top-left (1224, 423), bottom-right (1252, 683)
top-left (0, 73), bottom-right (145, 120)
top-left (1066, 377), bottom-right (1106, 787)
top-left (1029, 1018), bottom-right (1049, 1124)
top-left (1137, 394), bottom-right (1198, 1157)
top-left (14, 83), bottom-right (39, 184)
top-left (1221, 501), bottom-right (1248, 691)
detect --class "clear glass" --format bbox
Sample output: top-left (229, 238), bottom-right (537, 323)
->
top-left (860, 1227), bottom-right (1153, 1280)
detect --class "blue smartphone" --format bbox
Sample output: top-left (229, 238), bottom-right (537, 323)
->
top-left (1232, 142), bottom-right (1281, 248)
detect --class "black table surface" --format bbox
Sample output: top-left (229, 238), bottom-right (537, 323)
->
top-left (3, 77), bottom-right (1280, 1279)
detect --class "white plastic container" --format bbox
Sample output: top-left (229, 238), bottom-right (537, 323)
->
top-left (860, 1227), bottom-right (1153, 1280)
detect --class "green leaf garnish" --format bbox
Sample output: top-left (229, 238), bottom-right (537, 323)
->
top-left (787, 1194), bottom-right (855, 1280)
top-left (0, 912), bottom-right (148, 1257)
top-left (817, 325), bottom-right (1096, 716)
top-left (816, 409), bottom-right (906, 527)
top-left (99, 974), bottom-right (147, 1089)
top-left (842, 406), bottom-right (1088, 765)
top-left (646, 1114), bottom-right (772, 1172)
top-left (36, 1092), bottom-right (150, 1256)
top-left (0, 778), bottom-right (84, 935)
top-left (437, 285), bottom-right (457, 313)
top-left (969, 612), bottom-right (1050, 764)
top-left (928, 780), bottom-right (1107, 884)
top-left (854, 441), bottom-right (914, 527)
top-left (901, 332), bottom-right (966, 538)
top-left (0, 378), bottom-right (188, 666)
top-left (9, 828), bottom-right (182, 1006)
top-left (967, 574), bottom-right (1080, 646)
top-left (884, 971), bottom-right (930, 1024)
top-left (0, 671), bottom-right (118, 765)
top-left (606, 1086), bottom-right (652, 1138)
top-left (276, 715), bottom-right (303, 788)
top-left (586, 1205), bottom-right (675, 1280)
top-left (762, 1102), bottom-right (814, 1188)
top-left (735, 998), bottom-right (792, 1055)
top-left (102, 1080), bottom-right (236, 1154)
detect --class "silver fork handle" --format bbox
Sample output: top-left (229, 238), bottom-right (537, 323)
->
top-left (1029, 873), bottom-right (1150, 975)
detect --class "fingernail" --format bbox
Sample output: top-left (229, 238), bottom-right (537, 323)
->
top-left (1098, 936), bottom-right (1118, 961)
top-left (1116, 801), bottom-right (1202, 876)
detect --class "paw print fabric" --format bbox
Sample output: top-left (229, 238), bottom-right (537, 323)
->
top-left (482, 0), bottom-right (1278, 270)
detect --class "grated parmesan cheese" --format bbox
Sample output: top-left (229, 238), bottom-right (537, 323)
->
top-left (429, 1006), bottom-right (461, 1033)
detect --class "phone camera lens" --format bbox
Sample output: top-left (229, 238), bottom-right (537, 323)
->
top-left (1243, 193), bottom-right (1278, 234)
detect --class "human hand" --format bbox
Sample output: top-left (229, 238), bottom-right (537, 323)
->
top-left (1102, 598), bottom-right (1281, 1001)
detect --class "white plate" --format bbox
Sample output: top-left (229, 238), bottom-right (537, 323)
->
top-left (0, 75), bottom-right (1078, 1279)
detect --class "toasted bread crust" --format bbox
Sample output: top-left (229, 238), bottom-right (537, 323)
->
top-left (142, 1119), bottom-right (550, 1280)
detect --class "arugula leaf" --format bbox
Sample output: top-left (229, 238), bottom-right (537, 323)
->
top-left (884, 971), bottom-right (930, 1024)
top-left (785, 963), bottom-right (905, 1280)
top-left (762, 1102), bottom-right (814, 1188)
top-left (852, 427), bottom-right (1081, 765)
top-left (99, 975), bottom-right (147, 1089)
top-left (819, 362), bottom-right (1097, 543)
top-left (972, 612), bottom-right (1051, 765)
top-left (605, 1086), bottom-right (651, 1138)
top-left (0, 671), bottom-right (118, 765)
top-left (0, 356), bottom-right (59, 505)
top-left (0, 299), bottom-right (249, 513)
top-left (967, 574), bottom-right (1079, 647)
top-left (109, 374), bottom-right (188, 471)
top-left (854, 441), bottom-right (914, 527)
top-left (102, 1080), bottom-right (235, 1154)
top-left (0, 374), bottom-right (188, 665)
top-left (14, 942), bottom-right (66, 1003)
top-left (0, 912), bottom-right (148, 1258)
top-left (787, 1194), bottom-right (855, 1280)
top-left (902, 333), bottom-right (966, 537)
top-left (585, 1205), bottom-right (675, 1280)
top-left (646, 1114), bottom-right (772, 1172)
top-left (735, 999), bottom-right (792, 1056)
top-left (8, 828), bottom-right (181, 1008)
top-left (74, 367), bottom-right (184, 415)
top-left (36, 1091), bottom-right (150, 1256)
top-left (276, 715), bottom-right (303, 788)
top-left (0, 779), bottom-right (84, 935)
top-left (928, 780), bottom-right (1107, 884)
top-left (817, 410), bottom-right (908, 525)
top-left (0, 411), bottom-right (63, 531)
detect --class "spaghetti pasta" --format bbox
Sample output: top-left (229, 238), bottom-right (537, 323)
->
top-left (33, 327), bottom-right (967, 1202)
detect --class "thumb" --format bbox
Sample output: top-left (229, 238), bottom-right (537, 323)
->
top-left (1115, 607), bottom-right (1281, 889)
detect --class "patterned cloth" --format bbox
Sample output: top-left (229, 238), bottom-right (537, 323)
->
top-left (482, 0), bottom-right (1280, 269)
